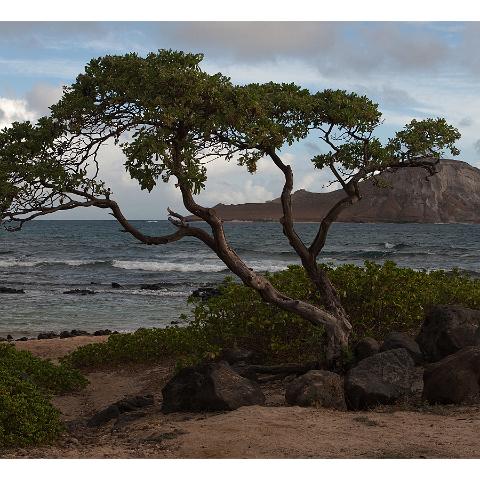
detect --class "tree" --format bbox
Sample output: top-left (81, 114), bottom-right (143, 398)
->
top-left (0, 50), bottom-right (460, 365)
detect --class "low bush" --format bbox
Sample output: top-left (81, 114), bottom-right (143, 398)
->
top-left (63, 326), bottom-right (211, 369)
top-left (0, 343), bottom-right (87, 394)
top-left (0, 343), bottom-right (87, 448)
top-left (0, 368), bottom-right (63, 448)
top-left (63, 261), bottom-right (480, 369)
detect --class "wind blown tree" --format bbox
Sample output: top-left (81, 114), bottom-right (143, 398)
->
top-left (0, 50), bottom-right (460, 365)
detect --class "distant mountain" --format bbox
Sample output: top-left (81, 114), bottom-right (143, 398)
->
top-left (189, 160), bottom-right (480, 223)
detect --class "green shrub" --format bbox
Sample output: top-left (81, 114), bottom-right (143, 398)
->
top-left (0, 343), bottom-right (87, 448)
top-left (63, 325), bottom-right (212, 369)
top-left (64, 261), bottom-right (480, 369)
top-left (0, 343), bottom-right (87, 394)
top-left (0, 368), bottom-right (63, 448)
top-left (188, 261), bottom-right (480, 359)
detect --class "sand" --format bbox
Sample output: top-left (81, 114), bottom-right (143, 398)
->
top-left (2, 337), bottom-right (480, 459)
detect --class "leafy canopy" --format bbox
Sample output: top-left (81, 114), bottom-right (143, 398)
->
top-left (0, 49), bottom-right (460, 229)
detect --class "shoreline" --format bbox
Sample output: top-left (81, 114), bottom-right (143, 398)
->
top-left (10, 335), bottom-right (110, 360)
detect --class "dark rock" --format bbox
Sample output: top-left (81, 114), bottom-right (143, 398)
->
top-left (70, 329), bottom-right (91, 337)
top-left (354, 337), bottom-right (380, 361)
top-left (93, 329), bottom-right (112, 336)
top-left (115, 394), bottom-right (154, 412)
top-left (111, 331), bottom-right (119, 335)
top-left (16, 337), bottom-right (29, 341)
top-left (112, 411), bottom-right (146, 430)
top-left (161, 361), bottom-right (265, 413)
top-left (423, 346), bottom-right (480, 405)
top-left (111, 282), bottom-right (123, 289)
top-left (6, 334), bottom-right (13, 341)
top-left (219, 347), bottom-right (256, 365)
top-left (416, 305), bottom-right (480, 362)
top-left (0, 337), bottom-right (6, 342)
top-left (475, 326), bottom-right (480, 346)
top-left (140, 283), bottom-right (164, 290)
top-left (87, 394), bottom-right (154, 427)
top-left (381, 331), bottom-right (423, 365)
top-left (87, 405), bottom-right (120, 427)
top-left (0, 286), bottom-right (25, 294)
top-left (285, 370), bottom-right (346, 410)
top-left (59, 330), bottom-right (72, 339)
top-left (229, 363), bottom-right (259, 381)
top-left (170, 320), bottom-right (180, 325)
top-left (345, 348), bottom-right (416, 410)
top-left (37, 331), bottom-right (59, 340)
top-left (63, 289), bottom-right (96, 295)
top-left (191, 287), bottom-right (221, 301)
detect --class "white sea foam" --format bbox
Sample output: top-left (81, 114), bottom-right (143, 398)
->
top-left (112, 259), bottom-right (295, 273)
top-left (384, 242), bottom-right (395, 249)
top-left (0, 259), bottom-right (103, 268)
top-left (112, 260), bottom-right (228, 272)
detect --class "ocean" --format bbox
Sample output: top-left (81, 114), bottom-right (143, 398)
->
top-left (0, 220), bottom-right (479, 338)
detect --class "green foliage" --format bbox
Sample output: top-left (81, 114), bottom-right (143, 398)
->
top-left (62, 325), bottom-right (212, 369)
top-left (1, 49), bottom-right (461, 232)
top-left (0, 343), bottom-right (87, 394)
top-left (0, 343), bottom-right (87, 448)
top-left (328, 261), bottom-right (480, 338)
top-left (65, 262), bottom-right (480, 370)
top-left (0, 369), bottom-right (63, 448)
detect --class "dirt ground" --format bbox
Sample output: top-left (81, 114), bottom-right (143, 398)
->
top-left (3, 336), bottom-right (480, 459)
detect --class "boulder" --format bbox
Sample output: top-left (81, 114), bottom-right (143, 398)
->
top-left (219, 347), bottom-right (256, 365)
top-left (6, 335), bottom-right (13, 341)
top-left (345, 348), bottom-right (416, 410)
top-left (416, 305), bottom-right (480, 362)
top-left (87, 394), bottom-right (154, 427)
top-left (59, 330), bottom-right (72, 339)
top-left (380, 331), bottom-right (423, 365)
top-left (70, 329), bottom-right (91, 337)
top-left (111, 282), bottom-right (123, 289)
top-left (354, 337), bottom-right (380, 361)
top-left (423, 346), bottom-right (480, 405)
top-left (285, 370), bottom-right (346, 410)
top-left (161, 361), bottom-right (265, 413)
top-left (16, 337), bottom-right (29, 341)
top-left (37, 331), bottom-right (59, 340)
top-left (0, 337), bottom-right (6, 342)
top-left (0, 286), bottom-right (25, 294)
top-left (93, 329), bottom-right (112, 336)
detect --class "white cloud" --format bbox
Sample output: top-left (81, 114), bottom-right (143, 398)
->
top-left (25, 83), bottom-right (63, 117)
top-left (0, 97), bottom-right (34, 128)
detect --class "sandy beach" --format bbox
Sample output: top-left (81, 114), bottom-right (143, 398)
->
top-left (1, 336), bottom-right (479, 459)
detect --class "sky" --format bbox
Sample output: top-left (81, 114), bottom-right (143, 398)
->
top-left (1, 21), bottom-right (480, 219)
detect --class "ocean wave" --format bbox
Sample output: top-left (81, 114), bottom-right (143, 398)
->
top-left (247, 260), bottom-right (298, 272)
top-left (0, 259), bottom-right (109, 269)
top-left (112, 260), bottom-right (229, 273)
top-left (381, 242), bottom-right (411, 249)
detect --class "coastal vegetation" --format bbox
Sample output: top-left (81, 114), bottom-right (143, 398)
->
top-left (64, 261), bottom-right (480, 369)
top-left (0, 343), bottom-right (87, 447)
top-left (0, 50), bottom-right (461, 364)
top-left (1, 260), bottom-right (480, 448)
